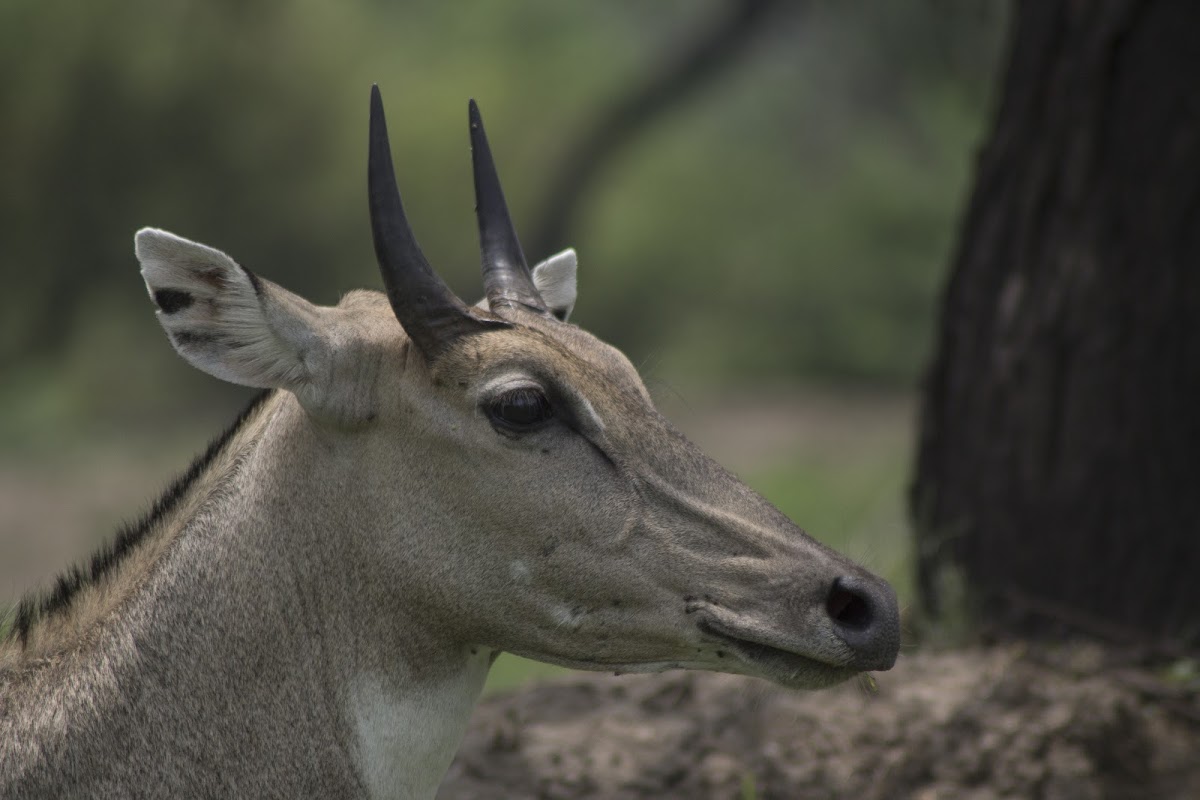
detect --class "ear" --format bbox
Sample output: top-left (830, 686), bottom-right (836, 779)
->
top-left (531, 248), bottom-right (577, 321)
top-left (135, 228), bottom-right (327, 393)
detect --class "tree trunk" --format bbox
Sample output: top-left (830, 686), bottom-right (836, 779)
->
top-left (912, 0), bottom-right (1200, 647)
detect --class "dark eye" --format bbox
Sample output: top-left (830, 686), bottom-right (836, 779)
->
top-left (486, 387), bottom-right (554, 431)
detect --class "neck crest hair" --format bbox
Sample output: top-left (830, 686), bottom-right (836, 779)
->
top-left (1, 391), bottom-right (275, 662)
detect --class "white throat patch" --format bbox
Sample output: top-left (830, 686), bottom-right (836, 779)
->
top-left (349, 652), bottom-right (491, 800)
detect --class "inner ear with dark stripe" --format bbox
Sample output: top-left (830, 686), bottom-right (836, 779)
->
top-left (135, 227), bottom-right (326, 394)
top-left (153, 289), bottom-right (195, 314)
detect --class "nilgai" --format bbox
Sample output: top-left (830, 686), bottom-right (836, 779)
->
top-left (1, 86), bottom-right (899, 799)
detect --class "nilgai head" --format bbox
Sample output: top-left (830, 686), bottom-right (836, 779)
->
top-left (136, 86), bottom-right (899, 690)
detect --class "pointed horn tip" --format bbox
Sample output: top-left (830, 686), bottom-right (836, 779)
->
top-left (369, 87), bottom-right (386, 131)
top-left (369, 87), bottom-right (393, 162)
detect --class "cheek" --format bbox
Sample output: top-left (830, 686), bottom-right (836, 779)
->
top-left (508, 560), bottom-right (533, 585)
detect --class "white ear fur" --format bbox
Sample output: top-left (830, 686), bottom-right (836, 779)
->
top-left (470, 248), bottom-right (579, 320)
top-left (531, 248), bottom-right (577, 321)
top-left (135, 228), bottom-right (326, 392)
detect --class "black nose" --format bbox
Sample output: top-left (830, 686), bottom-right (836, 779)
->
top-left (825, 575), bottom-right (900, 670)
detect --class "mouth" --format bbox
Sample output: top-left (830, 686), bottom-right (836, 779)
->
top-left (697, 619), bottom-right (859, 689)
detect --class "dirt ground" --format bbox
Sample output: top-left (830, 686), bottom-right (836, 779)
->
top-left (439, 645), bottom-right (1200, 800)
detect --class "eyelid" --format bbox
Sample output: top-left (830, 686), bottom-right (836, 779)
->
top-left (477, 373), bottom-right (545, 401)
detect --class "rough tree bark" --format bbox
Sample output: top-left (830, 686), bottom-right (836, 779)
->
top-left (912, 0), bottom-right (1200, 646)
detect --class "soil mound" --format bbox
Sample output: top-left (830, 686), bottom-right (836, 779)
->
top-left (439, 646), bottom-right (1200, 799)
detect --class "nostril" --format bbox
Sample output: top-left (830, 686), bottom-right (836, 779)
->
top-left (825, 575), bottom-right (900, 671)
top-left (826, 577), bottom-right (873, 631)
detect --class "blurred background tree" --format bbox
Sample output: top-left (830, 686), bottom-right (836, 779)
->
top-left (2, 1), bottom-right (1012, 659)
top-left (913, 0), bottom-right (1200, 650)
top-left (0, 0), bottom-right (1006, 441)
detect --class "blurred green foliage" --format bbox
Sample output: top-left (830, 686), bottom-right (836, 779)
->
top-left (0, 0), bottom-right (1006, 439)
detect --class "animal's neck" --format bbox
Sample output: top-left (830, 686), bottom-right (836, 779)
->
top-left (249, 397), bottom-right (496, 798)
top-left (3, 392), bottom-right (493, 799)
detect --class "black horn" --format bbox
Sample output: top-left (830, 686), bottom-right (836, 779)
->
top-left (469, 99), bottom-right (548, 314)
top-left (369, 85), bottom-right (505, 358)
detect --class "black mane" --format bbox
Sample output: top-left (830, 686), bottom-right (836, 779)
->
top-left (6, 390), bottom-right (273, 648)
